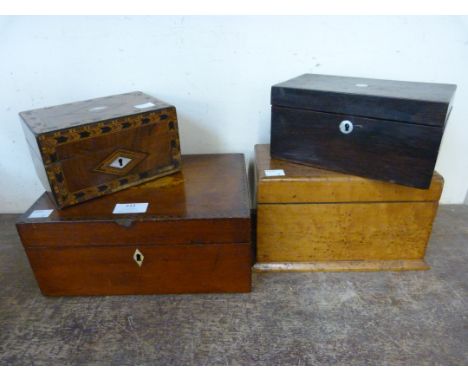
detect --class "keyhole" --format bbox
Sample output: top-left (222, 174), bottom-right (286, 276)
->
top-left (118, 158), bottom-right (123, 167)
top-left (339, 120), bottom-right (354, 134)
top-left (136, 254), bottom-right (141, 262)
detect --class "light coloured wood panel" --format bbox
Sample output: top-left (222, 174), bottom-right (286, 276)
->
top-left (255, 144), bottom-right (443, 204)
top-left (257, 202), bottom-right (438, 263)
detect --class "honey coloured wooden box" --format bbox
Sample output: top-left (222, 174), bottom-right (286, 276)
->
top-left (19, 91), bottom-right (181, 208)
top-left (271, 74), bottom-right (456, 189)
top-left (254, 144), bottom-right (443, 272)
top-left (16, 154), bottom-right (252, 296)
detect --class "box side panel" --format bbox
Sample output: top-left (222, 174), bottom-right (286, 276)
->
top-left (256, 202), bottom-right (438, 263)
top-left (21, 119), bottom-right (51, 193)
top-left (271, 106), bottom-right (443, 189)
top-left (23, 243), bottom-right (252, 296)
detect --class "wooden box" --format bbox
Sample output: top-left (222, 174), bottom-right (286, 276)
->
top-left (16, 154), bottom-right (252, 296)
top-left (271, 73), bottom-right (456, 189)
top-left (254, 144), bottom-right (443, 272)
top-left (20, 91), bottom-right (181, 208)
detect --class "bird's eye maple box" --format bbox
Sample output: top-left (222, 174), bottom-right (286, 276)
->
top-left (16, 154), bottom-right (252, 296)
top-left (254, 144), bottom-right (442, 272)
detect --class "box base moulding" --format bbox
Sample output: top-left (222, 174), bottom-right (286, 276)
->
top-left (253, 259), bottom-right (430, 273)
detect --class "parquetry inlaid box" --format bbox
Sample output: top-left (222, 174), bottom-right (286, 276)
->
top-left (16, 154), bottom-right (252, 296)
top-left (271, 74), bottom-right (456, 189)
top-left (20, 91), bottom-right (181, 208)
top-left (254, 144), bottom-right (443, 272)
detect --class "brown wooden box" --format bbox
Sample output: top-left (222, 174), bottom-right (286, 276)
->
top-left (254, 144), bottom-right (443, 272)
top-left (20, 91), bottom-right (181, 208)
top-left (16, 154), bottom-right (252, 296)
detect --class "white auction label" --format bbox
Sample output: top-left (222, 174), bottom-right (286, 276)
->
top-left (264, 169), bottom-right (285, 177)
top-left (28, 209), bottom-right (54, 219)
top-left (113, 203), bottom-right (149, 214)
top-left (134, 102), bottom-right (155, 109)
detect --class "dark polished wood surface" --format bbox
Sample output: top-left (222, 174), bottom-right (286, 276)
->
top-left (271, 106), bottom-right (443, 189)
top-left (272, 73), bottom-right (456, 126)
top-left (270, 74), bottom-right (456, 189)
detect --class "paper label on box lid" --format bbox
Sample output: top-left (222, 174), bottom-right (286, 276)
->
top-left (133, 102), bottom-right (155, 109)
top-left (113, 203), bottom-right (149, 214)
top-left (264, 169), bottom-right (285, 177)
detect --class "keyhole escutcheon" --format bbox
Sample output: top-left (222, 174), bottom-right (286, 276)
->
top-left (133, 249), bottom-right (144, 267)
top-left (339, 120), bottom-right (354, 134)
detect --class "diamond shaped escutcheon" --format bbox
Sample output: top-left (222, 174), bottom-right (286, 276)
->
top-left (133, 249), bottom-right (144, 267)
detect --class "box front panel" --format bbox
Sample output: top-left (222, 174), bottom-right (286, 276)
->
top-left (25, 243), bottom-right (252, 296)
top-left (271, 106), bottom-right (443, 189)
top-left (39, 108), bottom-right (181, 207)
top-left (257, 202), bottom-right (438, 262)
top-left (17, 218), bottom-right (251, 247)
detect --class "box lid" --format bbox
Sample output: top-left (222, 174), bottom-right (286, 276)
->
top-left (271, 74), bottom-right (456, 126)
top-left (19, 91), bottom-right (171, 135)
top-left (255, 145), bottom-right (443, 204)
top-left (17, 154), bottom-right (251, 247)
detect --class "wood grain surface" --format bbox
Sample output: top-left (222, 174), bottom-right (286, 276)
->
top-left (19, 91), bottom-right (170, 134)
top-left (255, 144), bottom-right (441, 271)
top-left (270, 105), bottom-right (443, 189)
top-left (19, 91), bottom-right (181, 208)
top-left (16, 154), bottom-right (252, 295)
top-left (255, 144), bottom-right (443, 203)
top-left (27, 243), bottom-right (252, 296)
top-left (256, 202), bottom-right (438, 263)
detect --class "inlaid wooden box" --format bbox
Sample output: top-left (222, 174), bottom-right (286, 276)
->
top-left (254, 145), bottom-right (443, 272)
top-left (20, 91), bottom-right (181, 208)
top-left (271, 74), bottom-right (456, 189)
top-left (16, 154), bottom-right (252, 296)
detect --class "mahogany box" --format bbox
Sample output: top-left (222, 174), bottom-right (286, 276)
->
top-left (254, 144), bottom-right (443, 272)
top-left (270, 73), bottom-right (456, 189)
top-left (19, 91), bottom-right (181, 208)
top-left (16, 154), bottom-right (252, 296)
